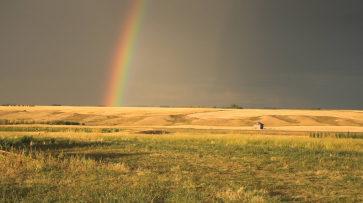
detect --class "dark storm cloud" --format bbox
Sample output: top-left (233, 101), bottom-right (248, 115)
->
top-left (1, 0), bottom-right (362, 109)
top-left (0, 1), bottom-right (128, 105)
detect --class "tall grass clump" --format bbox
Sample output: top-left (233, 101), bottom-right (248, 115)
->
top-left (0, 119), bottom-right (81, 125)
top-left (310, 131), bottom-right (363, 139)
top-left (0, 126), bottom-right (125, 134)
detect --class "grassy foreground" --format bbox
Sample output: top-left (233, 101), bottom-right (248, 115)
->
top-left (1, 130), bottom-right (363, 202)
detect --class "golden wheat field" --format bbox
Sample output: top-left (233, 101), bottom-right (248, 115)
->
top-left (1, 106), bottom-right (362, 132)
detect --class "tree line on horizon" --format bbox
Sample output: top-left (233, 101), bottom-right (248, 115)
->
top-left (160, 104), bottom-right (243, 109)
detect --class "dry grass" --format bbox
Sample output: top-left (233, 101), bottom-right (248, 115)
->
top-left (1, 130), bottom-right (363, 202)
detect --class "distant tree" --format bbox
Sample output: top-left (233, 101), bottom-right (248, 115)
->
top-left (229, 104), bottom-right (243, 109)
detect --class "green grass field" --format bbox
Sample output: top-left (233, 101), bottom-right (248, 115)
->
top-left (1, 128), bottom-right (363, 202)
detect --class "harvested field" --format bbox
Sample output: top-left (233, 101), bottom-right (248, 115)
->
top-left (1, 106), bottom-right (362, 132)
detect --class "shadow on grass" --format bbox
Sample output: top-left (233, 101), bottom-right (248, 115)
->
top-left (32, 142), bottom-right (114, 151)
top-left (64, 152), bottom-right (151, 161)
top-left (0, 138), bottom-right (129, 156)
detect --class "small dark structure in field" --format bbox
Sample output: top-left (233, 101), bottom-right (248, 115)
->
top-left (254, 122), bottom-right (264, 130)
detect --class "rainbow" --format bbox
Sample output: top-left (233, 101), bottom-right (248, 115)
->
top-left (104, 0), bottom-right (149, 107)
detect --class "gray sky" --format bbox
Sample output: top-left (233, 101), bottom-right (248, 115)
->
top-left (1, 0), bottom-right (362, 109)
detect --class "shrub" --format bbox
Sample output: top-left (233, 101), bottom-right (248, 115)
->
top-left (229, 104), bottom-right (243, 109)
top-left (20, 136), bottom-right (33, 145)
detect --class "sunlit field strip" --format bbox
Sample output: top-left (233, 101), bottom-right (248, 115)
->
top-left (2, 131), bottom-right (363, 152)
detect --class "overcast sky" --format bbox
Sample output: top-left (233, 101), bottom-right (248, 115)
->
top-left (1, 0), bottom-right (362, 109)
